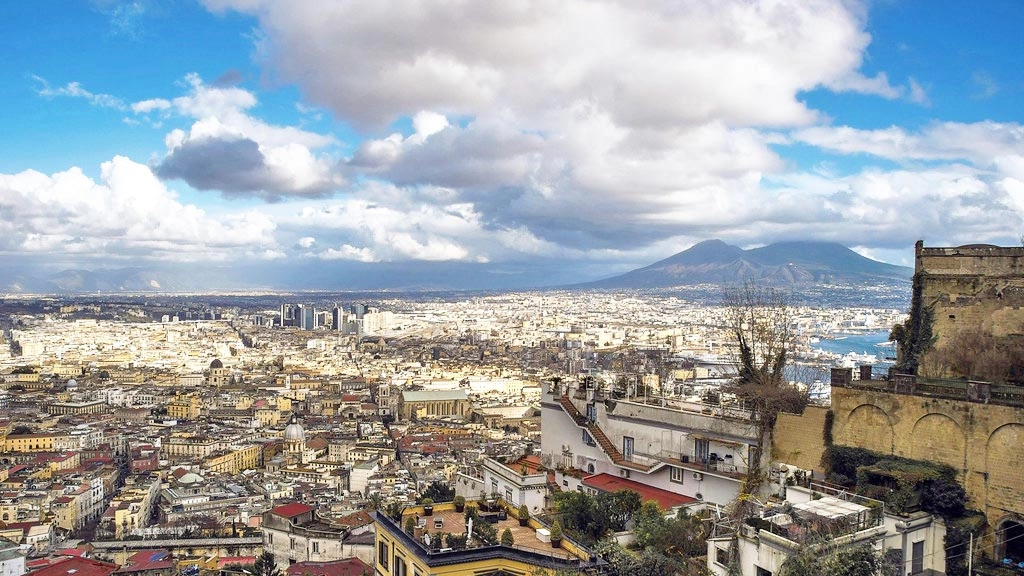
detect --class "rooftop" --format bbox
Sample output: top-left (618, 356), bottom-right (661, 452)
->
top-left (270, 502), bottom-right (314, 518)
top-left (582, 473), bottom-right (698, 510)
top-left (376, 501), bottom-right (605, 572)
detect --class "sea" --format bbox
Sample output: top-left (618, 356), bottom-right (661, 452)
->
top-left (813, 330), bottom-right (896, 362)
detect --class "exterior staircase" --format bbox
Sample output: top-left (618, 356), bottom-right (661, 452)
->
top-left (557, 395), bottom-right (657, 473)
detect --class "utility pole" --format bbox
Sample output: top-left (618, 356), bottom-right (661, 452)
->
top-left (968, 532), bottom-right (973, 575)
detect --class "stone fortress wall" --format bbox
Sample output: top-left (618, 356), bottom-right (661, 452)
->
top-left (915, 240), bottom-right (1024, 349)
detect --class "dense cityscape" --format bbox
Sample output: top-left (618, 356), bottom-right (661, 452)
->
top-left (0, 240), bottom-right (1022, 576)
top-left (3, 2), bottom-right (1022, 576)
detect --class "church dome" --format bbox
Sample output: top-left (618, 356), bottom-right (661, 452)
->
top-left (210, 359), bottom-right (224, 369)
top-left (284, 417), bottom-right (305, 442)
top-left (66, 379), bottom-right (78, 388)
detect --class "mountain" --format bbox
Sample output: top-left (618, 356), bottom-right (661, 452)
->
top-left (583, 240), bottom-right (912, 288)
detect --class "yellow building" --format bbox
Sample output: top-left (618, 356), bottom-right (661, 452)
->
top-left (203, 445), bottom-right (263, 474)
top-left (373, 501), bottom-right (605, 576)
top-left (167, 394), bottom-right (201, 420)
top-left (4, 432), bottom-right (67, 453)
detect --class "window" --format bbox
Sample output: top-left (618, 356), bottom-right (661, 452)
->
top-left (715, 547), bottom-right (729, 566)
top-left (491, 480), bottom-right (498, 493)
top-left (393, 553), bottom-right (407, 576)
top-left (755, 567), bottom-right (772, 576)
top-left (312, 541), bottom-right (319, 553)
top-left (378, 542), bottom-right (389, 569)
top-left (622, 436), bottom-right (634, 459)
top-left (670, 467), bottom-right (685, 484)
top-left (583, 430), bottom-right (595, 446)
top-left (505, 488), bottom-right (513, 501)
top-left (695, 438), bottom-right (709, 463)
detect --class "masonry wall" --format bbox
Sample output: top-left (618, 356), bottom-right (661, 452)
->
top-left (830, 382), bottom-right (1024, 529)
top-left (772, 405), bottom-right (829, 472)
top-left (915, 241), bottom-right (1024, 349)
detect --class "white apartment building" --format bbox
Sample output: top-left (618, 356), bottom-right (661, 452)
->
top-left (707, 484), bottom-right (946, 576)
top-left (455, 456), bottom-right (548, 513)
top-left (541, 377), bottom-right (764, 507)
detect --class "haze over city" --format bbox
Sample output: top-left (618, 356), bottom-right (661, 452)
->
top-left (1, 1), bottom-right (1022, 290)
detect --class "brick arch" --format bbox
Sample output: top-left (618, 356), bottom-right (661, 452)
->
top-left (910, 413), bottom-right (964, 470)
top-left (841, 404), bottom-right (893, 454)
top-left (987, 423), bottom-right (1024, 517)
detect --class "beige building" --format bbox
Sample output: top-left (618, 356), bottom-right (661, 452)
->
top-left (398, 389), bottom-right (470, 420)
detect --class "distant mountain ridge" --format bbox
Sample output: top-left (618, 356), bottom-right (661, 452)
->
top-left (583, 239), bottom-right (912, 288)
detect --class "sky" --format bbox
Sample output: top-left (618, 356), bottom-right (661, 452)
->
top-left (1, 0), bottom-right (1022, 289)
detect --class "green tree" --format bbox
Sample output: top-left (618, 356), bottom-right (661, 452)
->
top-left (778, 542), bottom-right (898, 576)
top-left (421, 480), bottom-right (456, 503)
top-left (252, 552), bottom-right (281, 576)
top-left (501, 527), bottom-right (514, 546)
top-left (889, 272), bottom-right (935, 375)
top-left (597, 489), bottom-right (641, 532)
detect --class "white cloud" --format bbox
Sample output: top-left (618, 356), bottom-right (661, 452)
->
top-left (208, 0), bottom-right (874, 130)
top-left (131, 98), bottom-right (172, 113)
top-left (320, 244), bottom-right (379, 262)
top-left (907, 77), bottom-right (930, 106)
top-left (34, 76), bottom-right (126, 110)
top-left (151, 74), bottom-right (342, 198)
top-left (793, 121), bottom-right (1024, 166)
top-left (826, 72), bottom-right (903, 99)
top-left (0, 156), bottom-right (278, 263)
top-left (297, 236), bottom-right (316, 248)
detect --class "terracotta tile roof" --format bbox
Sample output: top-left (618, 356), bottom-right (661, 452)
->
top-left (334, 510), bottom-right (373, 528)
top-left (216, 557), bottom-right (255, 568)
top-left (582, 473), bottom-right (697, 510)
top-left (116, 550), bottom-right (173, 573)
top-left (270, 502), bottom-right (314, 518)
top-left (28, 556), bottom-right (119, 576)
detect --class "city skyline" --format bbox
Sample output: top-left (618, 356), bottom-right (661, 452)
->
top-left (1, 0), bottom-right (1023, 289)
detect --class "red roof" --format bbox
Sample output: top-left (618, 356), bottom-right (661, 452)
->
top-left (217, 557), bottom-right (255, 568)
top-left (582, 473), bottom-right (697, 510)
top-left (334, 510), bottom-right (374, 528)
top-left (271, 502), bottom-right (314, 518)
top-left (116, 550), bottom-right (173, 573)
top-left (285, 558), bottom-right (371, 576)
top-left (28, 557), bottom-right (119, 576)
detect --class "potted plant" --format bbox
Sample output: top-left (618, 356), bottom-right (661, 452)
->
top-left (422, 498), bottom-right (434, 516)
top-left (501, 527), bottom-right (514, 546)
top-left (550, 520), bottom-right (563, 548)
top-left (453, 495), bottom-right (465, 512)
top-left (404, 516), bottom-right (416, 535)
top-left (518, 504), bottom-right (530, 527)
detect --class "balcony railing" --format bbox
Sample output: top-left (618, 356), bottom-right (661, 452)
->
top-left (835, 373), bottom-right (1024, 407)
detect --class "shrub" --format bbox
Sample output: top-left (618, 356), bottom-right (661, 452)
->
top-left (501, 528), bottom-right (514, 546)
top-left (550, 520), bottom-right (563, 541)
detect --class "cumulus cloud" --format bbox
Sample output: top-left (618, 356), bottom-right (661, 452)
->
top-left (144, 74), bottom-right (342, 199)
top-left (207, 0), bottom-right (876, 130)
top-left (0, 156), bottom-right (278, 263)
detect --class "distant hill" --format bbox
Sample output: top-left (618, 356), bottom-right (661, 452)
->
top-left (583, 240), bottom-right (912, 288)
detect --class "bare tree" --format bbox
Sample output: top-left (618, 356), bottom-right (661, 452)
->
top-left (723, 283), bottom-right (808, 497)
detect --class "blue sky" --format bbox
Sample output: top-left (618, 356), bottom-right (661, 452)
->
top-left (0, 0), bottom-right (1022, 289)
